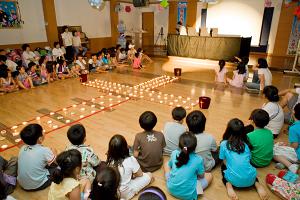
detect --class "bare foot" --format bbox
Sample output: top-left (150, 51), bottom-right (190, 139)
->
top-left (255, 182), bottom-right (269, 200)
top-left (226, 183), bottom-right (238, 200)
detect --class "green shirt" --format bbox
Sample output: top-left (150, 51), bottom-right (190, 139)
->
top-left (247, 128), bottom-right (274, 167)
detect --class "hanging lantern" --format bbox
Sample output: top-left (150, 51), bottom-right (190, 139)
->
top-left (88, 0), bottom-right (105, 10)
top-left (294, 6), bottom-right (300, 19)
top-left (125, 5), bottom-right (131, 13)
top-left (157, 4), bottom-right (164, 12)
top-left (264, 0), bottom-right (272, 7)
top-left (115, 3), bottom-right (123, 12)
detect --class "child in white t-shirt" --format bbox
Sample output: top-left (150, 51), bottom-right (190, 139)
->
top-left (215, 60), bottom-right (227, 83)
top-left (106, 135), bottom-right (152, 200)
top-left (52, 42), bottom-right (65, 61)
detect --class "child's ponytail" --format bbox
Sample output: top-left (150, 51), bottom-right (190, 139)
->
top-left (51, 149), bottom-right (82, 184)
top-left (176, 132), bottom-right (197, 168)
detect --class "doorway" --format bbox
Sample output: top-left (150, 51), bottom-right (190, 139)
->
top-left (142, 12), bottom-right (154, 47)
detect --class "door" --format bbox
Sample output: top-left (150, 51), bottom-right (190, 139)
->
top-left (142, 12), bottom-right (154, 47)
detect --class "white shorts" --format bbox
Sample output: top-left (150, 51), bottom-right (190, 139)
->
top-left (120, 172), bottom-right (151, 200)
top-left (273, 143), bottom-right (298, 163)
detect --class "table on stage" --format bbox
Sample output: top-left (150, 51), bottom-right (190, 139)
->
top-left (167, 34), bottom-right (251, 60)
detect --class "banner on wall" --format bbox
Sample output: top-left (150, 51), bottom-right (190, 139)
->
top-left (0, 1), bottom-right (22, 28)
top-left (177, 2), bottom-right (187, 26)
top-left (287, 2), bottom-right (300, 55)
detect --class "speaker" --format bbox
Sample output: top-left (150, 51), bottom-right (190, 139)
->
top-left (133, 0), bottom-right (149, 7)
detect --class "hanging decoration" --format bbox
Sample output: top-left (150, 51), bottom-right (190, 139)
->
top-left (0, 0), bottom-right (23, 28)
top-left (125, 5), bottom-right (131, 13)
top-left (294, 5), bottom-right (300, 19)
top-left (264, 0), bottom-right (272, 7)
top-left (88, 0), bottom-right (105, 10)
top-left (115, 3), bottom-right (123, 13)
top-left (160, 0), bottom-right (169, 8)
top-left (284, 0), bottom-right (292, 7)
top-left (177, 2), bottom-right (187, 26)
top-left (287, 1), bottom-right (300, 54)
top-left (157, 4), bottom-right (164, 12)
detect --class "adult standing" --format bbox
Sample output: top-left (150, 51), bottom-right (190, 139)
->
top-left (61, 26), bottom-right (73, 61)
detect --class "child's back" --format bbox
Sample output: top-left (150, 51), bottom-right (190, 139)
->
top-left (133, 130), bottom-right (165, 172)
top-left (134, 111), bottom-right (166, 172)
top-left (219, 140), bottom-right (257, 187)
top-left (215, 60), bottom-right (227, 83)
top-left (229, 70), bottom-right (245, 88)
top-left (163, 121), bottom-right (186, 155)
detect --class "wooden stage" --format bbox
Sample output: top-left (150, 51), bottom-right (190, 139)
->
top-left (1, 57), bottom-right (300, 200)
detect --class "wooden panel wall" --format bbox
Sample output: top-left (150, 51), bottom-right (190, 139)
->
top-left (0, 42), bottom-right (49, 50)
top-left (110, 0), bottom-right (119, 45)
top-left (89, 37), bottom-right (113, 53)
top-left (186, 0), bottom-right (197, 28)
top-left (42, 0), bottom-right (59, 47)
top-left (168, 1), bottom-right (178, 34)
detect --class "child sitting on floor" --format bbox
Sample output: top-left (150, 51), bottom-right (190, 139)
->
top-left (186, 110), bottom-right (218, 171)
top-left (165, 132), bottom-right (212, 200)
top-left (137, 48), bottom-right (152, 64)
top-left (133, 111), bottom-right (166, 172)
top-left (163, 106), bottom-right (187, 155)
top-left (0, 69), bottom-right (18, 93)
top-left (52, 42), bottom-right (65, 62)
top-left (65, 124), bottom-right (100, 183)
top-left (89, 166), bottom-right (120, 200)
top-left (56, 59), bottom-right (71, 79)
top-left (107, 134), bottom-right (152, 200)
top-left (132, 53), bottom-right (142, 69)
top-left (220, 118), bottom-right (269, 200)
top-left (138, 186), bottom-right (167, 200)
top-left (0, 155), bottom-right (17, 197)
top-left (17, 124), bottom-right (57, 191)
top-left (27, 62), bottom-right (42, 86)
top-left (46, 61), bottom-right (57, 81)
top-left (39, 56), bottom-right (51, 83)
top-left (247, 109), bottom-right (274, 167)
top-left (273, 103), bottom-right (300, 173)
top-left (215, 59), bottom-right (227, 84)
top-left (48, 149), bottom-right (91, 200)
top-left (227, 63), bottom-right (246, 88)
top-left (16, 66), bottom-right (35, 89)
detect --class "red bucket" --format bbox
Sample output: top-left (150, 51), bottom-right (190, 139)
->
top-left (80, 74), bottom-right (88, 83)
top-left (199, 96), bottom-right (211, 109)
top-left (174, 68), bottom-right (182, 76)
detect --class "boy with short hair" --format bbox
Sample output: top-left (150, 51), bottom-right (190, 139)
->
top-left (66, 124), bottom-right (100, 182)
top-left (186, 110), bottom-right (218, 171)
top-left (163, 106), bottom-right (187, 155)
top-left (247, 109), bottom-right (274, 167)
top-left (133, 111), bottom-right (166, 172)
top-left (273, 103), bottom-right (300, 173)
top-left (18, 124), bottom-right (56, 190)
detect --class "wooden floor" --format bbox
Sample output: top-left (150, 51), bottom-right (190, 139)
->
top-left (1, 57), bottom-right (300, 200)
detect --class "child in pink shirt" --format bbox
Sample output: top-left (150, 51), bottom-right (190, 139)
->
top-left (227, 63), bottom-right (246, 88)
top-left (215, 60), bottom-right (227, 83)
top-left (132, 53), bottom-right (142, 69)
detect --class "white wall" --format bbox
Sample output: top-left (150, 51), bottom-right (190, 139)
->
top-left (0, 0), bottom-right (47, 45)
top-left (54, 0), bottom-right (111, 38)
top-left (118, 3), bottom-right (169, 45)
top-left (198, 0), bottom-right (282, 53)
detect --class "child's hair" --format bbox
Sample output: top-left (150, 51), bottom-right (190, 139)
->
top-left (139, 111), bottom-right (157, 131)
top-left (186, 110), bottom-right (206, 134)
top-left (222, 118), bottom-right (245, 154)
top-left (16, 65), bottom-right (23, 71)
top-left (172, 106), bottom-right (186, 121)
top-left (258, 58), bottom-right (268, 68)
top-left (120, 48), bottom-right (125, 52)
top-left (63, 25), bottom-right (68, 31)
top-left (20, 123), bottom-right (43, 145)
top-left (137, 48), bottom-right (143, 53)
top-left (263, 85), bottom-right (279, 102)
top-left (294, 103), bottom-right (300, 120)
top-left (76, 53), bottom-right (83, 59)
top-left (218, 60), bottom-right (225, 72)
top-left (67, 124), bottom-right (86, 145)
top-left (91, 53), bottom-right (97, 58)
top-left (116, 44), bottom-right (121, 50)
top-left (28, 62), bottom-right (36, 70)
top-left (138, 186), bottom-right (167, 200)
top-left (237, 63), bottom-right (246, 74)
top-left (89, 167), bottom-right (120, 200)
top-left (249, 109), bottom-right (269, 129)
top-left (106, 134), bottom-right (130, 167)
top-left (53, 42), bottom-right (59, 47)
top-left (176, 132), bottom-right (197, 168)
top-left (52, 149), bottom-right (82, 184)
top-left (0, 55), bottom-right (7, 63)
top-left (135, 52), bottom-right (140, 58)
top-left (39, 56), bottom-right (46, 65)
top-left (21, 44), bottom-right (29, 51)
top-left (241, 57), bottom-right (249, 65)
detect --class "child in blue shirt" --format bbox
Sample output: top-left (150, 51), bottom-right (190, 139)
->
top-left (164, 132), bottom-right (212, 200)
top-left (220, 118), bottom-right (269, 200)
top-left (273, 103), bottom-right (300, 173)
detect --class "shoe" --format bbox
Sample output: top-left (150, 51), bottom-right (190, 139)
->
top-left (246, 87), bottom-right (260, 94)
top-left (275, 163), bottom-right (286, 170)
top-left (288, 164), bottom-right (299, 174)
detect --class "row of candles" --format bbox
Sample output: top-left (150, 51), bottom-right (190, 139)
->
top-left (82, 76), bottom-right (199, 110)
top-left (0, 94), bottom-right (128, 150)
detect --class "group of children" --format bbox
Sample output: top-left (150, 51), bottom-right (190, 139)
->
top-left (215, 57), bottom-right (272, 93)
top-left (2, 92), bottom-right (300, 199)
top-left (0, 41), bottom-right (152, 95)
